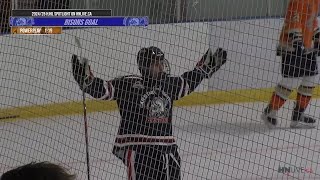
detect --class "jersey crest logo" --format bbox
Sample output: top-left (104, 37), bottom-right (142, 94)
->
top-left (140, 86), bottom-right (171, 123)
top-left (148, 97), bottom-right (169, 118)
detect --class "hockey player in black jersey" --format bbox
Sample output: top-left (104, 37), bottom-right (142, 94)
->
top-left (72, 46), bottom-right (227, 180)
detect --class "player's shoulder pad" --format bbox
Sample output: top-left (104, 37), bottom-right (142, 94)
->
top-left (116, 75), bottom-right (143, 83)
top-left (123, 74), bottom-right (143, 79)
top-left (112, 74), bottom-right (142, 80)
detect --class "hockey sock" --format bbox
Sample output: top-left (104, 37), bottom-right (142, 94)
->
top-left (294, 85), bottom-right (314, 112)
top-left (269, 85), bottom-right (293, 110)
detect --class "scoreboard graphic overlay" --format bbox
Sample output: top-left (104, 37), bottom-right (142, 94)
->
top-left (10, 9), bottom-right (149, 35)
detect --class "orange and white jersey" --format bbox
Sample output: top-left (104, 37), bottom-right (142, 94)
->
top-left (279, 0), bottom-right (320, 50)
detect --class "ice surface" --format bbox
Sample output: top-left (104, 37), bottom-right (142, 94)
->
top-left (1, 101), bottom-right (319, 180)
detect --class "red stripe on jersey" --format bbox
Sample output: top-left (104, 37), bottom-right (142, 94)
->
top-left (127, 150), bottom-right (133, 180)
top-left (115, 137), bottom-right (175, 144)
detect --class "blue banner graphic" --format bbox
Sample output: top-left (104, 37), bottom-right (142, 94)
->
top-left (10, 17), bottom-right (149, 27)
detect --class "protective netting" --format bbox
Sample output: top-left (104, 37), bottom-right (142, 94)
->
top-left (1, 0), bottom-right (320, 180)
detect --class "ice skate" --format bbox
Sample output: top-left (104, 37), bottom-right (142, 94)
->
top-left (290, 109), bottom-right (316, 129)
top-left (261, 106), bottom-right (277, 128)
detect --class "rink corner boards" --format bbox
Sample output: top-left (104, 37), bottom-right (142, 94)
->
top-left (1, 86), bottom-right (320, 122)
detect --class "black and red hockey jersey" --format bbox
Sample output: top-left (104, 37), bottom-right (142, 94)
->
top-left (84, 68), bottom-right (206, 156)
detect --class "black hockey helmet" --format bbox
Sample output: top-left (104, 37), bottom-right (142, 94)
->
top-left (137, 46), bottom-right (170, 76)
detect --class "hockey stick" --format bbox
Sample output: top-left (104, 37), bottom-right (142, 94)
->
top-left (74, 36), bottom-right (91, 180)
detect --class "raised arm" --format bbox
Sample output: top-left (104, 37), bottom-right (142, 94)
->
top-left (71, 54), bottom-right (122, 100)
top-left (170, 48), bottom-right (227, 100)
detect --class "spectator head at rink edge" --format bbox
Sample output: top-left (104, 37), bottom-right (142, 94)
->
top-left (0, 162), bottom-right (76, 180)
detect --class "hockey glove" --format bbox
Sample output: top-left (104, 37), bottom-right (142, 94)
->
top-left (276, 32), bottom-right (303, 56)
top-left (72, 54), bottom-right (94, 90)
top-left (196, 48), bottom-right (227, 78)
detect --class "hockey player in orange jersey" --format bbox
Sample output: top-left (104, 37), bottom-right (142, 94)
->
top-left (262, 0), bottom-right (320, 128)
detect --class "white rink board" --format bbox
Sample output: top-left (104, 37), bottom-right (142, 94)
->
top-left (1, 22), bottom-right (212, 108)
top-left (0, 101), bottom-right (319, 180)
top-left (2, 18), bottom-right (320, 109)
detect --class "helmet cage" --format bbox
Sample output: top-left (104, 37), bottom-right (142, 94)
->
top-left (137, 47), bottom-right (170, 76)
